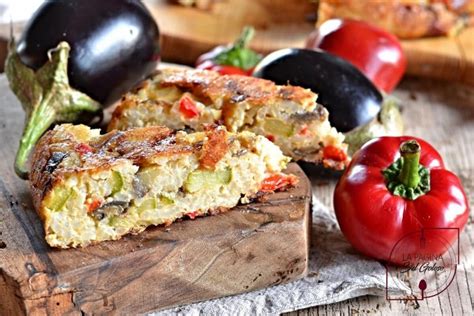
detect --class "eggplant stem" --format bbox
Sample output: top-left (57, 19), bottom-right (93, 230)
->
top-left (15, 99), bottom-right (56, 179)
top-left (6, 40), bottom-right (102, 180)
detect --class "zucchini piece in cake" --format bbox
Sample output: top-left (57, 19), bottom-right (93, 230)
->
top-left (30, 124), bottom-right (297, 248)
top-left (108, 68), bottom-right (349, 170)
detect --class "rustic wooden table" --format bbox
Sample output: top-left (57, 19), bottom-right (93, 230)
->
top-left (0, 22), bottom-right (472, 314)
top-left (286, 78), bottom-right (474, 316)
top-left (1, 74), bottom-right (471, 315)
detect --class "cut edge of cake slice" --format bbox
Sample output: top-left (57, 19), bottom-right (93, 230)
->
top-left (108, 68), bottom-right (349, 170)
top-left (30, 124), bottom-right (297, 248)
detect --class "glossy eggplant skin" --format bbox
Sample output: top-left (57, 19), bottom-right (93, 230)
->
top-left (17, 0), bottom-right (160, 106)
top-left (253, 49), bottom-right (383, 132)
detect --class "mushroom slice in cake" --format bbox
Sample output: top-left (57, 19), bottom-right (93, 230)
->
top-left (30, 124), bottom-right (297, 248)
top-left (108, 68), bottom-right (349, 170)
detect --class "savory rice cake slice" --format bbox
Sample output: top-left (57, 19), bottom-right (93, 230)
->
top-left (108, 68), bottom-right (349, 170)
top-left (30, 124), bottom-right (297, 248)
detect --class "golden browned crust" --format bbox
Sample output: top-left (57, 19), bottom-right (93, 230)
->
top-left (29, 125), bottom-right (211, 213)
top-left (156, 68), bottom-right (316, 107)
top-left (29, 131), bottom-right (57, 219)
top-left (108, 98), bottom-right (131, 130)
top-left (108, 68), bottom-right (319, 134)
top-left (29, 124), bottom-right (259, 214)
top-left (199, 126), bottom-right (229, 169)
top-left (89, 126), bottom-right (192, 165)
top-left (318, 0), bottom-right (473, 39)
top-left (108, 68), bottom-right (349, 170)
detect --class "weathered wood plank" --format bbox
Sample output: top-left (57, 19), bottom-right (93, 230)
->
top-left (0, 55), bottom-right (472, 313)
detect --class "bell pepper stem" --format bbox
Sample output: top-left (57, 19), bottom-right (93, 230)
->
top-left (233, 26), bottom-right (255, 49)
top-left (213, 26), bottom-right (261, 70)
top-left (383, 139), bottom-right (430, 200)
top-left (15, 100), bottom-right (56, 179)
top-left (398, 140), bottom-right (421, 188)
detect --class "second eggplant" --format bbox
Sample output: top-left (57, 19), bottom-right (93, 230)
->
top-left (252, 48), bottom-right (383, 133)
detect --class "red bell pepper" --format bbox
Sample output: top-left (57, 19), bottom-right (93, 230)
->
top-left (260, 173), bottom-right (299, 193)
top-left (179, 96), bottom-right (200, 119)
top-left (334, 136), bottom-right (469, 264)
top-left (306, 19), bottom-right (407, 93)
top-left (196, 60), bottom-right (249, 76)
top-left (195, 26), bottom-right (262, 76)
top-left (75, 143), bottom-right (93, 155)
top-left (85, 198), bottom-right (102, 213)
top-left (323, 145), bottom-right (347, 163)
top-left (187, 211), bottom-right (199, 220)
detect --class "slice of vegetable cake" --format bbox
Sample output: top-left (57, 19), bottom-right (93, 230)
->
top-left (108, 68), bottom-right (349, 169)
top-left (30, 124), bottom-right (297, 248)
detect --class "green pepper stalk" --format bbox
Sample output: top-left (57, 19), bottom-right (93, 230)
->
top-left (195, 26), bottom-right (262, 74)
top-left (382, 139), bottom-right (430, 200)
top-left (213, 26), bottom-right (261, 70)
top-left (5, 40), bottom-right (101, 179)
top-left (398, 140), bottom-right (421, 188)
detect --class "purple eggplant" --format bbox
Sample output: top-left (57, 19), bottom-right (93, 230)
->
top-left (6, 0), bottom-right (160, 179)
top-left (252, 48), bottom-right (383, 133)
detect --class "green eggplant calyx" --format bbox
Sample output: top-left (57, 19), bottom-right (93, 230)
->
top-left (214, 26), bottom-right (262, 71)
top-left (382, 140), bottom-right (431, 200)
top-left (5, 39), bottom-right (101, 180)
top-left (344, 97), bottom-right (404, 156)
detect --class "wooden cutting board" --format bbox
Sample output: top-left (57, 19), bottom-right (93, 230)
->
top-left (0, 75), bottom-right (311, 315)
top-left (144, 0), bottom-right (474, 86)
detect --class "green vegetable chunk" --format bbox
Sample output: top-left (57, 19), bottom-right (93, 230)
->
top-left (110, 171), bottom-right (124, 196)
top-left (137, 198), bottom-right (158, 212)
top-left (137, 195), bottom-right (175, 214)
top-left (184, 168), bottom-right (232, 193)
top-left (263, 118), bottom-right (294, 137)
top-left (48, 187), bottom-right (74, 212)
top-left (159, 195), bottom-right (175, 205)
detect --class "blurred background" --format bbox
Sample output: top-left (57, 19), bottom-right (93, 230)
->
top-left (0, 0), bottom-right (472, 85)
top-left (0, 0), bottom-right (43, 23)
